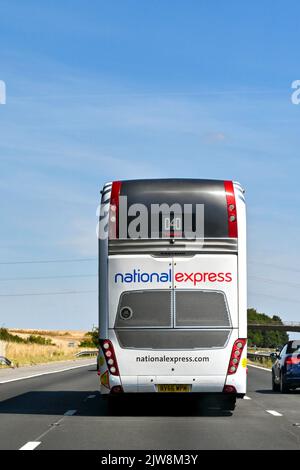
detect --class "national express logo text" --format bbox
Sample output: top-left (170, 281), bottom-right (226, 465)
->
top-left (114, 269), bottom-right (232, 285)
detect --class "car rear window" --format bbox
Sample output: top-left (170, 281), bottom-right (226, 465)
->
top-left (287, 341), bottom-right (300, 354)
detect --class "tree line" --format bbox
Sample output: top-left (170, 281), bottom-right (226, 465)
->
top-left (247, 308), bottom-right (288, 348)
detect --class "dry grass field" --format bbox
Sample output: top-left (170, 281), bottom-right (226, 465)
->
top-left (3, 329), bottom-right (90, 367)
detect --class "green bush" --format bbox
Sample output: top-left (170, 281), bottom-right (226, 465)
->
top-left (79, 328), bottom-right (99, 348)
top-left (26, 335), bottom-right (54, 346)
top-left (0, 328), bottom-right (54, 346)
top-left (0, 328), bottom-right (26, 343)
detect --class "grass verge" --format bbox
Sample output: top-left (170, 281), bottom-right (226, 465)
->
top-left (5, 342), bottom-right (85, 367)
top-left (248, 357), bottom-right (272, 369)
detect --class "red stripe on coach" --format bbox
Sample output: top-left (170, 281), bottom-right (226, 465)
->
top-left (224, 180), bottom-right (238, 238)
top-left (109, 181), bottom-right (121, 239)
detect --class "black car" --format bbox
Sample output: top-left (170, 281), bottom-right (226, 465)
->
top-left (271, 340), bottom-right (300, 393)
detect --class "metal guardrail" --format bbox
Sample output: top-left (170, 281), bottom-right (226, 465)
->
top-left (247, 351), bottom-right (272, 364)
top-left (249, 322), bottom-right (300, 327)
top-left (248, 352), bottom-right (270, 358)
top-left (248, 322), bottom-right (300, 332)
top-left (75, 350), bottom-right (98, 357)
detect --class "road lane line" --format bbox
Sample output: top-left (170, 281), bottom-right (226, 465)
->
top-left (19, 441), bottom-right (41, 451)
top-left (0, 362), bottom-right (95, 384)
top-left (243, 396), bottom-right (251, 400)
top-left (248, 364), bottom-right (271, 372)
top-left (266, 410), bottom-right (283, 417)
top-left (64, 409), bottom-right (77, 416)
top-left (87, 394), bottom-right (96, 399)
top-left (20, 409), bottom-right (78, 448)
top-left (34, 417), bottom-right (65, 442)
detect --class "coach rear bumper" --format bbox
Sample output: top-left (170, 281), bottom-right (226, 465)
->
top-left (99, 374), bottom-right (246, 394)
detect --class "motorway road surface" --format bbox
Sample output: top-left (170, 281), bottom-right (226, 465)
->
top-left (0, 362), bottom-right (299, 450)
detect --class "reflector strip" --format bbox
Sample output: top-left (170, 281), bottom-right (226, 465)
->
top-left (100, 370), bottom-right (110, 389)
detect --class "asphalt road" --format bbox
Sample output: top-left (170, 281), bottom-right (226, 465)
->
top-left (0, 363), bottom-right (299, 450)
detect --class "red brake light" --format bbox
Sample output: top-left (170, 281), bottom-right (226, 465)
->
top-left (285, 355), bottom-right (300, 366)
top-left (109, 181), bottom-right (121, 239)
top-left (227, 338), bottom-right (246, 375)
top-left (110, 385), bottom-right (124, 394)
top-left (224, 180), bottom-right (238, 238)
top-left (223, 385), bottom-right (237, 394)
top-left (100, 339), bottom-right (120, 376)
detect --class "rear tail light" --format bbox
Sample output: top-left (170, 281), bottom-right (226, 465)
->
top-left (285, 355), bottom-right (300, 366)
top-left (100, 339), bottom-right (120, 376)
top-left (227, 338), bottom-right (246, 375)
top-left (224, 180), bottom-right (238, 238)
top-left (110, 385), bottom-right (124, 394)
top-left (223, 385), bottom-right (237, 394)
top-left (109, 181), bottom-right (121, 239)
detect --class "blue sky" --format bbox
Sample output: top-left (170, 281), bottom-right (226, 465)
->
top-left (0, 1), bottom-right (300, 330)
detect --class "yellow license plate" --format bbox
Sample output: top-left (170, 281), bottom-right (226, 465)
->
top-left (157, 384), bottom-right (190, 393)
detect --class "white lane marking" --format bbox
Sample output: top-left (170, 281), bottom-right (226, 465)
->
top-left (20, 410), bottom-right (77, 448)
top-left (266, 410), bottom-right (283, 417)
top-left (87, 394), bottom-right (96, 399)
top-left (243, 396), bottom-right (251, 400)
top-left (0, 362), bottom-right (95, 384)
top-left (248, 364), bottom-right (271, 372)
top-left (19, 441), bottom-right (41, 451)
top-left (34, 416), bottom-right (66, 442)
top-left (64, 409), bottom-right (77, 416)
